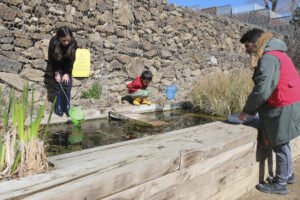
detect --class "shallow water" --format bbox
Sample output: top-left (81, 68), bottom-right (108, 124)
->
top-left (45, 110), bottom-right (217, 156)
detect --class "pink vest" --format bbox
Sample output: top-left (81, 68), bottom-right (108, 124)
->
top-left (265, 51), bottom-right (300, 107)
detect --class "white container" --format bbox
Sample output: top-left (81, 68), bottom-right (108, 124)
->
top-left (227, 113), bottom-right (259, 124)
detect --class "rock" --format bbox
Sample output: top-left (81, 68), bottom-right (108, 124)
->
top-left (110, 84), bottom-right (126, 92)
top-left (22, 47), bottom-right (43, 59)
top-left (108, 60), bottom-right (122, 71)
top-left (0, 26), bottom-right (9, 37)
top-left (49, 7), bottom-right (65, 15)
top-left (73, 78), bottom-right (81, 86)
top-left (144, 50), bottom-right (158, 58)
top-left (13, 31), bottom-right (30, 39)
top-left (14, 38), bottom-right (33, 48)
top-left (185, 21), bottom-right (194, 29)
top-left (163, 68), bottom-right (176, 78)
top-left (21, 68), bottom-right (45, 82)
top-left (210, 56), bottom-right (218, 65)
top-left (88, 32), bottom-right (101, 43)
top-left (113, 0), bottom-right (132, 26)
top-left (183, 32), bottom-right (193, 40)
top-left (141, 40), bottom-right (152, 51)
top-left (144, 60), bottom-right (156, 68)
top-left (0, 55), bottom-right (22, 74)
top-left (0, 37), bottom-right (13, 44)
top-left (1, 0), bottom-right (22, 5)
top-left (35, 6), bottom-right (46, 17)
top-left (99, 11), bottom-right (112, 23)
top-left (0, 44), bottom-right (13, 51)
top-left (119, 55), bottom-right (131, 64)
top-left (193, 53), bottom-right (203, 64)
top-left (31, 59), bottom-right (47, 71)
top-left (96, 22), bottom-right (116, 33)
top-left (77, 0), bottom-right (89, 11)
top-left (0, 4), bottom-right (18, 21)
top-left (0, 72), bottom-right (27, 91)
top-left (126, 58), bottom-right (145, 78)
top-left (55, 22), bottom-right (74, 30)
top-left (161, 50), bottom-right (172, 59)
top-left (201, 67), bottom-right (222, 76)
top-left (89, 0), bottom-right (96, 11)
top-left (164, 25), bottom-right (174, 33)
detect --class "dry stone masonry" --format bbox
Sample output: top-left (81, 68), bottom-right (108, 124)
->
top-left (0, 0), bottom-right (290, 110)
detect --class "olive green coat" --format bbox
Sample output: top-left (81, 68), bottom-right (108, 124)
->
top-left (243, 35), bottom-right (300, 147)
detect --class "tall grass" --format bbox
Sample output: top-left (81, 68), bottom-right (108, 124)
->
top-left (0, 84), bottom-right (55, 179)
top-left (191, 70), bottom-right (254, 117)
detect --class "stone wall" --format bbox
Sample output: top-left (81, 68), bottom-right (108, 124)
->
top-left (0, 0), bottom-right (259, 110)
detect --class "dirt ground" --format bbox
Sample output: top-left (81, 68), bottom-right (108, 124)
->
top-left (238, 155), bottom-right (300, 200)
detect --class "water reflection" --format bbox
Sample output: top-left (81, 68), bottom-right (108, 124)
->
top-left (45, 110), bottom-right (216, 156)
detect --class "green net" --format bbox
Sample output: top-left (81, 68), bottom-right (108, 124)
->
top-left (69, 107), bottom-right (85, 127)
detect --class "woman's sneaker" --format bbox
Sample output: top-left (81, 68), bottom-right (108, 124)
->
top-left (256, 182), bottom-right (288, 195)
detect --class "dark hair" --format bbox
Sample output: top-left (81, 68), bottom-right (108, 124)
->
top-left (53, 26), bottom-right (76, 62)
top-left (141, 70), bottom-right (153, 81)
top-left (240, 28), bottom-right (264, 44)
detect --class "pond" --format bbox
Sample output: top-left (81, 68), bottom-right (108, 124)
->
top-left (44, 110), bottom-right (219, 156)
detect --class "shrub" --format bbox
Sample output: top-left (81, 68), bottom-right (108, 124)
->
top-left (190, 70), bottom-right (254, 117)
top-left (82, 82), bottom-right (102, 99)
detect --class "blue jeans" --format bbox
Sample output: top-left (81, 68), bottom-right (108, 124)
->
top-left (273, 142), bottom-right (293, 185)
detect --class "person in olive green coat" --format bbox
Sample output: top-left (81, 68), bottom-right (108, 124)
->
top-left (239, 29), bottom-right (300, 195)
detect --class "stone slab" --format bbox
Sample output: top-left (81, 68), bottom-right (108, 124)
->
top-left (0, 72), bottom-right (27, 91)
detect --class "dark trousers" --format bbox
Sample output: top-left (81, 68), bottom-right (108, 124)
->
top-left (273, 142), bottom-right (293, 185)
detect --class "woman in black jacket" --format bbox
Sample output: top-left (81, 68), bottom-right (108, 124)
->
top-left (48, 26), bottom-right (78, 116)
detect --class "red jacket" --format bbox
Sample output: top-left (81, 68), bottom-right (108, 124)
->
top-left (127, 76), bottom-right (148, 93)
top-left (266, 51), bottom-right (300, 107)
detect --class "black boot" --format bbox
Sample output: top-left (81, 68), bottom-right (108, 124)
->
top-left (55, 92), bottom-right (63, 116)
top-left (64, 92), bottom-right (71, 117)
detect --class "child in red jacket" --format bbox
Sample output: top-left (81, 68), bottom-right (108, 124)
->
top-left (127, 71), bottom-right (152, 106)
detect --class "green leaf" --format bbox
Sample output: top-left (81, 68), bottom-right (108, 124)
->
top-left (3, 89), bottom-right (15, 131)
top-left (10, 152), bottom-right (21, 176)
top-left (31, 104), bottom-right (45, 139)
top-left (30, 85), bottom-right (34, 126)
top-left (0, 144), bottom-right (5, 170)
top-left (43, 97), bottom-right (56, 141)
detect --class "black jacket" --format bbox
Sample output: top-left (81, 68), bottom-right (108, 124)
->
top-left (48, 37), bottom-right (78, 75)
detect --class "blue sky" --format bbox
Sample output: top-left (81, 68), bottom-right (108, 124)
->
top-left (167, 0), bottom-right (252, 8)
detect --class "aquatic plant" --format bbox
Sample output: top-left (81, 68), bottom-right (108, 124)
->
top-left (81, 82), bottom-right (102, 99)
top-left (191, 70), bottom-right (254, 117)
top-left (0, 84), bottom-right (55, 179)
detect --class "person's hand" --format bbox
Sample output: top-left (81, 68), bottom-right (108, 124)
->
top-left (55, 72), bottom-right (61, 83)
top-left (238, 112), bottom-right (247, 121)
top-left (62, 74), bottom-right (70, 84)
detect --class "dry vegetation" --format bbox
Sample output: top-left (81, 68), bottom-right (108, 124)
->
top-left (191, 70), bottom-right (254, 117)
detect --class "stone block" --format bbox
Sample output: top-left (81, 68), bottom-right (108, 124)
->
top-left (31, 59), bottom-right (47, 71)
top-left (0, 72), bottom-right (27, 91)
top-left (0, 44), bottom-right (13, 51)
top-left (14, 38), bottom-right (33, 48)
top-left (21, 68), bottom-right (45, 82)
top-left (22, 47), bottom-right (43, 59)
top-left (0, 55), bottom-right (22, 74)
top-left (0, 26), bottom-right (9, 38)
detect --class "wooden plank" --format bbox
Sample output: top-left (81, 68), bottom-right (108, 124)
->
top-left (176, 142), bottom-right (256, 200)
top-left (0, 122), bottom-right (258, 200)
top-left (109, 110), bottom-right (169, 127)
